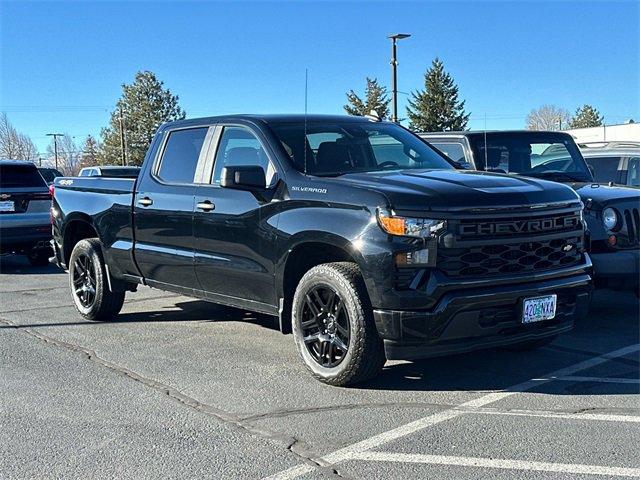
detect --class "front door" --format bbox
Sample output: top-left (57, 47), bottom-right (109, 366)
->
top-left (193, 125), bottom-right (279, 310)
top-left (134, 125), bottom-right (213, 292)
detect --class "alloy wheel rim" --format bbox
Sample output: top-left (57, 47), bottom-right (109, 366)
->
top-left (72, 254), bottom-right (96, 308)
top-left (300, 285), bottom-right (350, 368)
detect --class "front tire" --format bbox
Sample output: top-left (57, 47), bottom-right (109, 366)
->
top-left (292, 262), bottom-right (385, 386)
top-left (69, 239), bottom-right (125, 321)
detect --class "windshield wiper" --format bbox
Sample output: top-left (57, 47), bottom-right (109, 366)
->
top-left (516, 171), bottom-right (586, 182)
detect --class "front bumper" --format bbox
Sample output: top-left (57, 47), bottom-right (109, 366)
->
top-left (374, 270), bottom-right (592, 360)
top-left (590, 249), bottom-right (639, 291)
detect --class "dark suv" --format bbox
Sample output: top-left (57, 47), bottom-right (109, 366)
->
top-left (421, 131), bottom-right (639, 294)
top-left (0, 160), bottom-right (53, 265)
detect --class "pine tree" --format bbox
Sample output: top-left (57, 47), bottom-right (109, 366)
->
top-left (80, 135), bottom-right (100, 169)
top-left (569, 104), bottom-right (604, 129)
top-left (343, 77), bottom-right (390, 119)
top-left (101, 71), bottom-right (186, 166)
top-left (406, 58), bottom-right (470, 132)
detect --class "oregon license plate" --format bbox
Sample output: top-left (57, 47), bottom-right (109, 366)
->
top-left (0, 201), bottom-right (15, 212)
top-left (522, 294), bottom-right (557, 323)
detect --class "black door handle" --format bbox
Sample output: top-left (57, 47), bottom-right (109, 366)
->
top-left (196, 200), bottom-right (215, 211)
top-left (138, 196), bottom-right (153, 207)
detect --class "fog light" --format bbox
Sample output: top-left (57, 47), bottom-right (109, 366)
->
top-left (396, 249), bottom-right (430, 265)
top-left (608, 234), bottom-right (617, 246)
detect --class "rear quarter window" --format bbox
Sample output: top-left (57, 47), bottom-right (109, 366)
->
top-left (157, 127), bottom-right (209, 184)
top-left (0, 164), bottom-right (47, 189)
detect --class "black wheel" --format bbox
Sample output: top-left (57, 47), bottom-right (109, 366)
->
top-left (27, 248), bottom-right (50, 266)
top-left (292, 262), bottom-right (385, 386)
top-left (503, 335), bottom-right (558, 351)
top-left (69, 239), bottom-right (125, 321)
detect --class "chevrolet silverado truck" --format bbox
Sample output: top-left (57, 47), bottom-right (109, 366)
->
top-left (421, 130), bottom-right (639, 295)
top-left (52, 115), bottom-right (592, 386)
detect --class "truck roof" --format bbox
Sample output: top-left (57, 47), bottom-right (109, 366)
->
top-left (420, 130), bottom-right (574, 137)
top-left (161, 114), bottom-right (388, 130)
top-left (0, 159), bottom-right (37, 166)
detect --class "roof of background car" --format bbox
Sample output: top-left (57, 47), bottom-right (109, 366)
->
top-left (98, 166), bottom-right (141, 170)
top-left (580, 148), bottom-right (640, 157)
top-left (159, 114), bottom-right (389, 130)
top-left (419, 130), bottom-right (574, 137)
top-left (0, 160), bottom-right (37, 166)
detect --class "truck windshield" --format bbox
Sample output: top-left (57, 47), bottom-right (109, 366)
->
top-left (268, 121), bottom-right (453, 176)
top-left (468, 132), bottom-right (592, 182)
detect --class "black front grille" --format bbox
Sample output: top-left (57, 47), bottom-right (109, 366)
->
top-left (623, 208), bottom-right (640, 245)
top-left (438, 236), bottom-right (583, 278)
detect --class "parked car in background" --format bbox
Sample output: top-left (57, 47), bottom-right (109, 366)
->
top-left (52, 115), bottom-right (592, 386)
top-left (421, 131), bottom-right (639, 295)
top-left (79, 166), bottom-right (141, 178)
top-left (577, 143), bottom-right (640, 187)
top-left (0, 160), bottom-right (53, 265)
top-left (38, 167), bottom-right (63, 185)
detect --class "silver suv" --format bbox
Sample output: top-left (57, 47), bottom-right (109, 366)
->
top-left (0, 160), bottom-right (53, 265)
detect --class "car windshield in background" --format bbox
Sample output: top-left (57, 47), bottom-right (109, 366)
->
top-left (0, 164), bottom-right (47, 188)
top-left (468, 132), bottom-right (592, 182)
top-left (268, 121), bottom-right (453, 176)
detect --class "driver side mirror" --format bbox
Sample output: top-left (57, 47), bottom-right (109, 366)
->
top-left (221, 165), bottom-right (266, 191)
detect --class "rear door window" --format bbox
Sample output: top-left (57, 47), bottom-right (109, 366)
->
top-left (0, 164), bottom-right (47, 188)
top-left (430, 142), bottom-right (466, 163)
top-left (584, 156), bottom-right (621, 184)
top-left (157, 127), bottom-right (209, 184)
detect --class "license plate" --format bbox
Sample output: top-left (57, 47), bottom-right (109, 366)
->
top-left (522, 294), bottom-right (557, 323)
top-left (0, 201), bottom-right (14, 212)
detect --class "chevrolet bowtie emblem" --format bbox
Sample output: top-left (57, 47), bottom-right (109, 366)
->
top-left (562, 244), bottom-right (574, 252)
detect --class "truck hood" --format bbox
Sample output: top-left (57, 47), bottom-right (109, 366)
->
top-left (335, 169), bottom-right (580, 211)
top-left (570, 182), bottom-right (640, 208)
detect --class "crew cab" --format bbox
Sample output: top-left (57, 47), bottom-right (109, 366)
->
top-left (52, 115), bottom-right (592, 386)
top-left (421, 130), bottom-right (639, 295)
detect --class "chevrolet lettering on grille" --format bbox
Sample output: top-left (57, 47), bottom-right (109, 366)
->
top-left (460, 215), bottom-right (581, 236)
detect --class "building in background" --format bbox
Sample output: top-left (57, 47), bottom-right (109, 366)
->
top-left (564, 121), bottom-right (639, 144)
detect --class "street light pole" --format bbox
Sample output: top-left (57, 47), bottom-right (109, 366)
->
top-left (46, 133), bottom-right (63, 170)
top-left (388, 33), bottom-right (411, 123)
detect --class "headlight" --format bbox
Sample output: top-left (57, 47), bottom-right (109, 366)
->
top-left (602, 207), bottom-right (620, 230)
top-left (377, 208), bottom-right (446, 237)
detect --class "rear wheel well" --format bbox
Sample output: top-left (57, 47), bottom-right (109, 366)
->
top-left (63, 220), bottom-right (99, 266)
top-left (280, 242), bottom-right (356, 333)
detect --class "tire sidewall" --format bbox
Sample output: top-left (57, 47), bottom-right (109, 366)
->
top-left (292, 266), bottom-right (365, 383)
top-left (69, 240), bottom-right (107, 318)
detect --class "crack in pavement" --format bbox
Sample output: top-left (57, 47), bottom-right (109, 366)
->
top-left (0, 316), bottom-right (345, 478)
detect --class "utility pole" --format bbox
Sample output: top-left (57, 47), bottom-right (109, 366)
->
top-left (118, 106), bottom-right (127, 166)
top-left (46, 133), bottom-right (63, 170)
top-left (388, 33), bottom-right (411, 123)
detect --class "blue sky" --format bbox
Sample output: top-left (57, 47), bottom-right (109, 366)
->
top-left (1, 0), bottom-right (638, 156)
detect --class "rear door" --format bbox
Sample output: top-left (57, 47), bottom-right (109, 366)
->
top-left (193, 124), bottom-right (280, 310)
top-left (133, 125), bottom-right (215, 293)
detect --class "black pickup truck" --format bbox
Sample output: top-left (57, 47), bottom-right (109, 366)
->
top-left (52, 115), bottom-right (592, 386)
top-left (422, 131), bottom-right (639, 295)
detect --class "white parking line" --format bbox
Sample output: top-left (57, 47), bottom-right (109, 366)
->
top-left (473, 408), bottom-right (640, 424)
top-left (350, 452), bottom-right (640, 478)
top-left (554, 375), bottom-right (640, 385)
top-left (264, 343), bottom-right (640, 480)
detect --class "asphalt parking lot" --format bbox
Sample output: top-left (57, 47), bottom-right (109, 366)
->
top-left (1, 255), bottom-right (639, 479)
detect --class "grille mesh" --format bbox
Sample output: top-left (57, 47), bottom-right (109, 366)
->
top-left (438, 237), bottom-right (582, 278)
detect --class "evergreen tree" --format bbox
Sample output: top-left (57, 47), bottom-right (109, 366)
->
top-left (406, 58), bottom-right (469, 132)
top-left (101, 71), bottom-right (186, 166)
top-left (569, 104), bottom-right (604, 129)
top-left (80, 135), bottom-right (100, 169)
top-left (343, 77), bottom-right (390, 119)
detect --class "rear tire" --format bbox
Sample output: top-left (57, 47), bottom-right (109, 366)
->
top-left (69, 239), bottom-right (125, 321)
top-left (503, 335), bottom-right (558, 351)
top-left (292, 262), bottom-right (385, 386)
top-left (27, 248), bottom-right (50, 266)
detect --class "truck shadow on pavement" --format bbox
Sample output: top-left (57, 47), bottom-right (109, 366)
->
top-left (0, 255), bottom-right (62, 275)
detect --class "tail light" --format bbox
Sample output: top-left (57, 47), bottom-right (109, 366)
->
top-left (49, 184), bottom-right (55, 197)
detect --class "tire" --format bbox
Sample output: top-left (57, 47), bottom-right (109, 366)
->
top-left (292, 262), bottom-right (385, 386)
top-left (503, 335), bottom-right (558, 351)
top-left (68, 238), bottom-right (125, 321)
top-left (27, 248), bottom-right (50, 266)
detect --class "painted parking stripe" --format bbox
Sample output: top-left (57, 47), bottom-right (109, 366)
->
top-left (553, 375), bottom-right (640, 384)
top-left (351, 451), bottom-right (640, 478)
top-left (473, 408), bottom-right (640, 423)
top-left (264, 343), bottom-right (640, 480)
